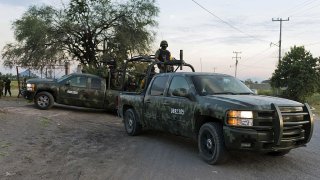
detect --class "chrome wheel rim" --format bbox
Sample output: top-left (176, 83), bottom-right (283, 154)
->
top-left (125, 111), bottom-right (134, 132)
top-left (37, 95), bottom-right (49, 108)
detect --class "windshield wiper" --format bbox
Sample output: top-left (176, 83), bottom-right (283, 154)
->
top-left (237, 92), bottom-right (254, 95)
top-left (213, 92), bottom-right (236, 95)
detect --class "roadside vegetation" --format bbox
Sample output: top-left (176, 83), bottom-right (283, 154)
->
top-left (270, 46), bottom-right (320, 102)
top-left (306, 94), bottom-right (320, 116)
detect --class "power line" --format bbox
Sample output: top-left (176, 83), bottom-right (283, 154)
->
top-left (251, 51), bottom-right (278, 65)
top-left (304, 41), bottom-right (320, 46)
top-left (191, 0), bottom-right (269, 43)
top-left (289, 2), bottom-right (320, 17)
top-left (239, 64), bottom-right (272, 70)
top-left (277, 0), bottom-right (316, 17)
top-left (245, 46), bottom-right (273, 61)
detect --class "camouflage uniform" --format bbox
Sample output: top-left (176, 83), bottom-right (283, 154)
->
top-left (4, 77), bottom-right (11, 96)
top-left (155, 40), bottom-right (172, 73)
top-left (0, 77), bottom-right (3, 98)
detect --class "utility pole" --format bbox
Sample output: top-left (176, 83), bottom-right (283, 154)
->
top-left (232, 51), bottom-right (241, 78)
top-left (272, 17), bottom-right (289, 64)
top-left (200, 58), bottom-right (202, 72)
top-left (213, 67), bottom-right (217, 73)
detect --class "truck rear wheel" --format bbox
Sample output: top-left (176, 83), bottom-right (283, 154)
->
top-left (34, 92), bottom-right (54, 110)
top-left (124, 108), bottom-right (142, 136)
top-left (198, 122), bottom-right (227, 165)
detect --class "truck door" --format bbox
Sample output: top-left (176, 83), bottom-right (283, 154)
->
top-left (162, 76), bottom-right (194, 136)
top-left (82, 77), bottom-right (106, 109)
top-left (144, 75), bottom-right (169, 130)
top-left (59, 75), bottom-right (88, 107)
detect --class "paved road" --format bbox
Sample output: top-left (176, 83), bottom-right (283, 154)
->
top-left (105, 115), bottom-right (320, 180)
top-left (0, 99), bottom-right (319, 180)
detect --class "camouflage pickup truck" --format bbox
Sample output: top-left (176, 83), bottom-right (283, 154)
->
top-left (23, 73), bottom-right (120, 111)
top-left (118, 63), bottom-right (314, 164)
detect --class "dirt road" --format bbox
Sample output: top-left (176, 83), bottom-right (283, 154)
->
top-left (0, 98), bottom-right (319, 180)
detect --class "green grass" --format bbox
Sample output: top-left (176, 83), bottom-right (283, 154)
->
top-left (257, 89), bottom-right (275, 96)
top-left (39, 117), bottom-right (51, 127)
top-left (0, 141), bottom-right (11, 157)
top-left (11, 80), bottom-right (19, 89)
top-left (306, 93), bottom-right (320, 116)
top-left (1, 142), bottom-right (11, 148)
top-left (0, 151), bottom-right (7, 157)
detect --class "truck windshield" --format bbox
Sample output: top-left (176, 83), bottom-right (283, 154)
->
top-left (57, 74), bottom-right (72, 83)
top-left (191, 75), bottom-right (253, 96)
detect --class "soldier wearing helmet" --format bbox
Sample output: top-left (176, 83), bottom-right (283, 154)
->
top-left (155, 40), bottom-right (172, 73)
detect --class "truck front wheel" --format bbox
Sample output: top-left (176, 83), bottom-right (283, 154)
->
top-left (34, 92), bottom-right (54, 110)
top-left (198, 122), bottom-right (227, 165)
top-left (124, 108), bottom-right (142, 136)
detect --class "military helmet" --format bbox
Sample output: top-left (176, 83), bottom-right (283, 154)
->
top-left (160, 40), bottom-right (168, 47)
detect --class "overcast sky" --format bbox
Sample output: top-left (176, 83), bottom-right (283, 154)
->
top-left (1, 0), bottom-right (319, 82)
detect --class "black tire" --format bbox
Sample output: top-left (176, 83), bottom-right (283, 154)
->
top-left (124, 108), bottom-right (142, 136)
top-left (34, 92), bottom-right (54, 110)
top-left (267, 150), bottom-right (291, 156)
top-left (198, 122), bottom-right (227, 165)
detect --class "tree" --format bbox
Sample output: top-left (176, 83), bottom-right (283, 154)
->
top-left (2, 0), bottom-right (159, 75)
top-left (2, 6), bottom-right (63, 69)
top-left (244, 79), bottom-right (254, 85)
top-left (261, 79), bottom-right (270, 84)
top-left (270, 46), bottom-right (320, 102)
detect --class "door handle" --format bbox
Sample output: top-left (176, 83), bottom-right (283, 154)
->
top-left (145, 100), bottom-right (151, 103)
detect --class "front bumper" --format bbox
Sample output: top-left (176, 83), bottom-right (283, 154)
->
top-left (21, 90), bottom-right (35, 100)
top-left (223, 126), bottom-right (305, 152)
top-left (223, 103), bottom-right (314, 152)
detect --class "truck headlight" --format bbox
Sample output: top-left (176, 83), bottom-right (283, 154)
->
top-left (27, 83), bottom-right (35, 91)
top-left (227, 110), bottom-right (253, 126)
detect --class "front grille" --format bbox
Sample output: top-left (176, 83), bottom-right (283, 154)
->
top-left (279, 106), bottom-right (308, 142)
top-left (255, 103), bottom-right (314, 146)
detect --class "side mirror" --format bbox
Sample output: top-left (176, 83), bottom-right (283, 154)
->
top-left (172, 88), bottom-right (190, 98)
top-left (65, 81), bottom-right (70, 86)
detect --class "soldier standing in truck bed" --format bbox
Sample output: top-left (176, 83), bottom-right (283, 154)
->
top-left (155, 40), bottom-right (173, 73)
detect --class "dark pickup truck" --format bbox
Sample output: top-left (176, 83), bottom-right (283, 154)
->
top-left (118, 60), bottom-right (314, 164)
top-left (23, 73), bottom-right (120, 111)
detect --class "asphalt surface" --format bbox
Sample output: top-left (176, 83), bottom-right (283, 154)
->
top-left (0, 98), bottom-right (319, 180)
